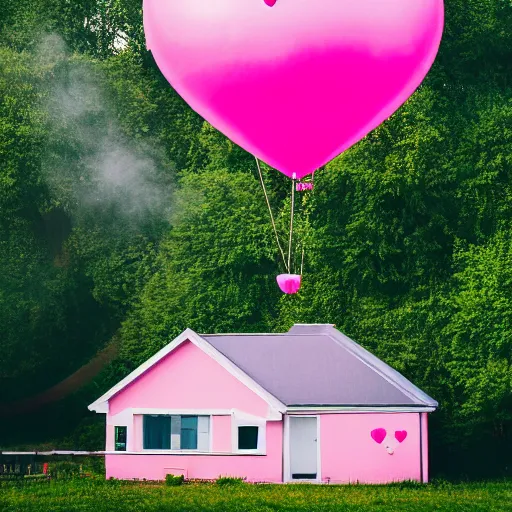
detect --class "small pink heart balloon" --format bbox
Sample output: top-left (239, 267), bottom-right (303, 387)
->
top-left (395, 430), bottom-right (408, 443)
top-left (276, 274), bottom-right (301, 294)
top-left (371, 428), bottom-right (387, 445)
top-left (143, 0), bottom-right (444, 179)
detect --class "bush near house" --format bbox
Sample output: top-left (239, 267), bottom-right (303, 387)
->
top-left (165, 474), bottom-right (184, 486)
top-left (215, 476), bottom-right (247, 486)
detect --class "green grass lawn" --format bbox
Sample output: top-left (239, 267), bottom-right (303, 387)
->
top-left (1, 480), bottom-right (511, 512)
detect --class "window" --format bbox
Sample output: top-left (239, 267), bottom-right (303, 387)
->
top-left (115, 426), bottom-right (127, 451)
top-left (180, 416), bottom-right (198, 449)
top-left (238, 426), bottom-right (259, 450)
top-left (143, 415), bottom-right (210, 451)
top-left (144, 415), bottom-right (171, 449)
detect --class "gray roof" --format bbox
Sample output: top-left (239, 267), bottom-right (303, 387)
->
top-left (203, 324), bottom-right (437, 408)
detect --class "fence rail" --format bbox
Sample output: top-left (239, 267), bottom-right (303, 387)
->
top-left (0, 451), bottom-right (105, 456)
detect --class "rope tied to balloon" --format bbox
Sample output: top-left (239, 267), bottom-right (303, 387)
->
top-left (255, 158), bottom-right (316, 294)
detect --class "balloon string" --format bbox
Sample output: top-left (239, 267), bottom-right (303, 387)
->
top-left (255, 157), bottom-right (289, 273)
top-left (288, 174), bottom-right (296, 273)
top-left (299, 170), bottom-right (316, 277)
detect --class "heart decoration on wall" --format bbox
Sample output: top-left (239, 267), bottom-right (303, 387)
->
top-left (371, 428), bottom-right (387, 445)
top-left (395, 430), bottom-right (408, 443)
top-left (371, 428), bottom-right (408, 454)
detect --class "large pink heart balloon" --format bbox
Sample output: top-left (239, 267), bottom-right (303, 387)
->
top-left (143, 0), bottom-right (444, 179)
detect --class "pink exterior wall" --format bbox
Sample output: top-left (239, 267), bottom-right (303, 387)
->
top-left (320, 413), bottom-right (424, 484)
top-left (106, 421), bottom-right (283, 482)
top-left (109, 341), bottom-right (271, 417)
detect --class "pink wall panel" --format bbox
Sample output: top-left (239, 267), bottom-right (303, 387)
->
top-left (133, 415), bottom-right (143, 452)
top-left (320, 413), bottom-right (422, 484)
top-left (212, 416), bottom-right (232, 453)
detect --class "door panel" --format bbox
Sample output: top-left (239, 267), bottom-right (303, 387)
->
top-left (290, 416), bottom-right (318, 479)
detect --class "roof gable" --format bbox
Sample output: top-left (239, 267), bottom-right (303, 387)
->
top-left (88, 329), bottom-right (286, 414)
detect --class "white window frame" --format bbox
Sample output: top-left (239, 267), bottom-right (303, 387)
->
top-left (231, 412), bottom-right (267, 455)
top-left (107, 409), bottom-right (134, 452)
top-left (114, 425), bottom-right (128, 452)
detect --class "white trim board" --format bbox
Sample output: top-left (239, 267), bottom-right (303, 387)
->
top-left (102, 451), bottom-right (267, 456)
top-left (286, 407), bottom-right (436, 414)
top-left (88, 329), bottom-right (286, 414)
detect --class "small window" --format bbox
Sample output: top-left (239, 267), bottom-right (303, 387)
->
top-left (238, 426), bottom-right (259, 450)
top-left (115, 426), bottom-right (127, 451)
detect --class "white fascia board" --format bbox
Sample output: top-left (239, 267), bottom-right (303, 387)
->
top-left (286, 406), bottom-right (436, 414)
top-left (91, 401), bottom-right (109, 414)
top-left (88, 328), bottom-right (286, 414)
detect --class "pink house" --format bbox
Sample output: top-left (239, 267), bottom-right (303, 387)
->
top-left (88, 324), bottom-right (437, 484)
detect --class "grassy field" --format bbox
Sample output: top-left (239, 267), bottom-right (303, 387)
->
top-left (1, 479), bottom-right (511, 512)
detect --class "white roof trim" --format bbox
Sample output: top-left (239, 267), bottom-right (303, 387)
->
top-left (286, 406), bottom-right (436, 414)
top-left (324, 328), bottom-right (438, 407)
top-left (88, 329), bottom-right (286, 414)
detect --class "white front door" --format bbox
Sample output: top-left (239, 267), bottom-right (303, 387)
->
top-left (289, 416), bottom-right (318, 480)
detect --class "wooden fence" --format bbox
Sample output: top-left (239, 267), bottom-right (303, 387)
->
top-left (0, 452), bottom-right (105, 479)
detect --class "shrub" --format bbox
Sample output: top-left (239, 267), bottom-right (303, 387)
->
top-left (165, 474), bottom-right (184, 486)
top-left (215, 476), bottom-right (246, 486)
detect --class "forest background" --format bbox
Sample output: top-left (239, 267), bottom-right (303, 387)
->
top-left (0, 0), bottom-right (511, 479)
